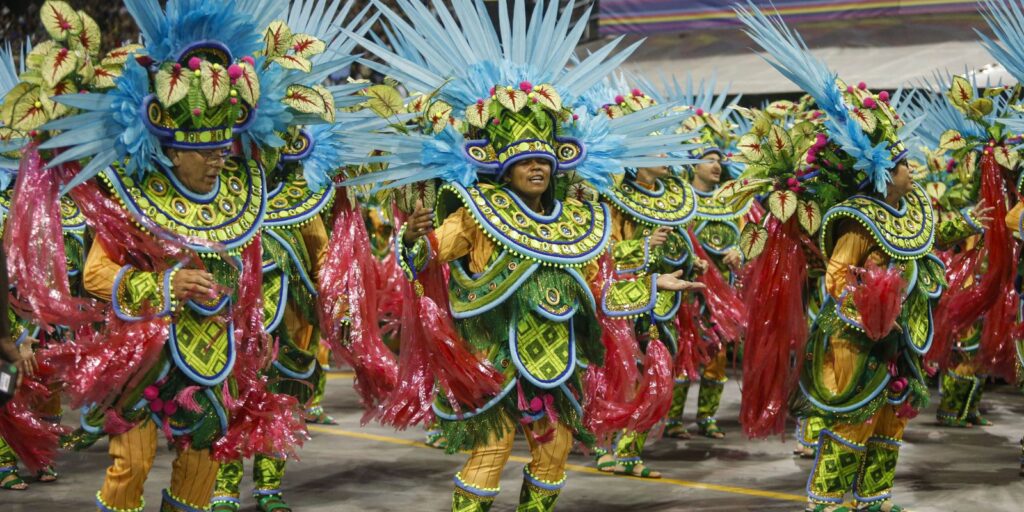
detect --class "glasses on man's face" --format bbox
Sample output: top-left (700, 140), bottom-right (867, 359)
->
top-left (196, 149), bottom-right (230, 164)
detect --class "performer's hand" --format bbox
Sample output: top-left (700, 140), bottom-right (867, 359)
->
top-left (403, 200), bottom-right (434, 245)
top-left (0, 335), bottom-right (18, 365)
top-left (648, 226), bottom-right (672, 249)
top-left (692, 257), bottom-right (709, 275)
top-left (16, 342), bottom-right (37, 380)
top-left (971, 200), bottom-right (994, 230)
top-left (656, 270), bottom-right (707, 292)
top-left (172, 269), bottom-right (216, 302)
top-left (722, 249), bottom-right (743, 271)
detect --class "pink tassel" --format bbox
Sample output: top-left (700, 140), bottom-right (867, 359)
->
top-left (102, 409), bottom-right (137, 435)
top-left (688, 228), bottom-right (747, 343)
top-left (0, 392), bottom-right (62, 472)
top-left (175, 386), bottom-right (204, 414)
top-left (849, 262), bottom-right (906, 341)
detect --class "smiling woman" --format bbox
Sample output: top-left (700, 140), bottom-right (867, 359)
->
top-left (502, 158), bottom-right (552, 213)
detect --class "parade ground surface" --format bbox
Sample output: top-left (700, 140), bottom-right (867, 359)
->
top-left (8, 371), bottom-right (1024, 511)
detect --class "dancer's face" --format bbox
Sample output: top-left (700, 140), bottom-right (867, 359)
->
top-left (693, 152), bottom-right (723, 185)
top-left (888, 160), bottom-right (914, 199)
top-left (167, 147), bottom-right (229, 194)
top-left (505, 157), bottom-right (552, 201)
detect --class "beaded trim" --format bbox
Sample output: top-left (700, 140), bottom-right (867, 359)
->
top-left (161, 488), bottom-right (208, 512)
top-left (263, 173), bottom-right (334, 228)
top-left (694, 187), bottom-right (753, 221)
top-left (523, 466), bottom-right (566, 492)
top-left (453, 472), bottom-right (501, 498)
top-left (604, 175), bottom-right (697, 227)
top-left (820, 184), bottom-right (935, 261)
top-left (95, 491), bottom-right (145, 512)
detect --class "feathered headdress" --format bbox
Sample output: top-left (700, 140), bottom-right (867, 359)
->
top-left (341, 0), bottom-right (700, 193)
top-left (0, 40), bottom-right (30, 190)
top-left (734, 2), bottom-right (920, 196)
top-left (38, 0), bottom-right (287, 192)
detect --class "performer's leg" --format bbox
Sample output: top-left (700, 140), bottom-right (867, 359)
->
top-left (665, 378), bottom-right (691, 438)
top-left (210, 460), bottom-right (243, 511)
top-left (452, 415), bottom-right (515, 512)
top-left (518, 419), bottom-right (573, 511)
top-left (163, 445), bottom-right (220, 512)
top-left (252, 455), bottom-right (290, 511)
top-left (696, 351), bottom-right (728, 438)
top-left (853, 405), bottom-right (908, 511)
top-left (612, 430), bottom-right (659, 478)
top-left (96, 420), bottom-right (157, 512)
top-left (0, 436), bottom-right (27, 490)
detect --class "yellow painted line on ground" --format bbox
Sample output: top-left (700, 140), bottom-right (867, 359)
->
top-left (306, 424), bottom-right (806, 503)
top-left (324, 372), bottom-right (355, 380)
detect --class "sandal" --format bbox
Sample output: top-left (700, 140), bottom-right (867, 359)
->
top-left (806, 505), bottom-right (854, 512)
top-left (858, 502), bottom-right (908, 512)
top-left (424, 430), bottom-right (448, 450)
top-left (612, 458), bottom-right (662, 479)
top-left (697, 418), bottom-right (725, 439)
top-left (304, 407), bottom-right (337, 425)
top-left (36, 466), bottom-right (58, 483)
top-left (211, 498), bottom-right (241, 512)
top-left (0, 467), bottom-right (28, 491)
top-left (593, 448), bottom-right (616, 473)
top-left (255, 492), bottom-right (292, 512)
top-left (966, 414), bottom-right (993, 427)
top-left (936, 416), bottom-right (972, 428)
top-left (664, 423), bottom-right (691, 440)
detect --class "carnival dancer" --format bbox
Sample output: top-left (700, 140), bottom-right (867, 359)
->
top-left (341, 2), bottom-right (704, 508)
top-left (3, 1), bottom-right (315, 510)
top-left (733, 4), bottom-right (992, 510)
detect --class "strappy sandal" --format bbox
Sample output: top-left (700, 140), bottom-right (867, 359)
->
top-left (593, 448), bottom-right (616, 473)
top-left (304, 408), bottom-right (337, 425)
top-left (613, 458), bottom-right (662, 479)
top-left (256, 492), bottom-right (292, 512)
top-left (966, 414), bottom-right (993, 426)
top-left (664, 423), bottom-right (691, 439)
top-left (858, 502), bottom-right (909, 512)
top-left (211, 498), bottom-right (241, 512)
top-left (697, 418), bottom-right (725, 439)
top-left (36, 466), bottom-right (58, 483)
top-left (806, 505), bottom-right (854, 512)
top-left (0, 467), bottom-right (28, 491)
top-left (424, 430), bottom-right (448, 450)
top-left (936, 416), bottom-right (972, 428)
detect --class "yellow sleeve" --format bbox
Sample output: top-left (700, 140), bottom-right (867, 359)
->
top-left (433, 207), bottom-right (478, 264)
top-left (84, 242), bottom-right (121, 302)
top-left (824, 223), bottom-right (874, 299)
top-left (1006, 201), bottom-right (1023, 235)
top-left (300, 215), bottom-right (329, 278)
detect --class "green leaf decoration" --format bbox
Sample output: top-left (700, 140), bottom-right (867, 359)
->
top-left (739, 222), bottom-right (768, 260)
top-left (767, 125), bottom-right (792, 158)
top-left (271, 55), bottom-right (312, 72)
top-left (967, 98), bottom-right (993, 118)
top-left (738, 133), bottom-right (766, 163)
top-left (101, 44), bottom-right (143, 66)
top-left (993, 145), bottom-right (1020, 171)
top-left (495, 86), bottom-right (528, 112)
top-left (200, 61), bottom-right (229, 106)
top-left (92, 65), bottom-right (120, 89)
top-left (5, 83), bottom-right (48, 131)
top-left (40, 1), bottom-right (82, 42)
top-left (42, 46), bottom-right (78, 87)
top-left (70, 10), bottom-right (101, 57)
top-left (796, 200), bottom-right (822, 235)
top-left (938, 130), bottom-right (967, 151)
top-left (290, 33), bottom-right (325, 59)
top-left (948, 75), bottom-right (974, 109)
top-left (427, 101), bottom-right (453, 134)
top-left (531, 84), bottom-right (561, 111)
top-left (263, 21), bottom-right (293, 58)
top-left (284, 84), bottom-right (328, 116)
top-left (363, 84), bottom-right (404, 119)
top-left (154, 65), bottom-right (190, 107)
top-left (314, 85), bottom-right (336, 123)
top-left (767, 190), bottom-right (798, 222)
top-left (465, 98), bottom-right (492, 128)
top-left (234, 62), bottom-right (260, 105)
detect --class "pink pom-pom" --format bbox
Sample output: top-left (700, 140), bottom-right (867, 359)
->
top-left (889, 377), bottom-right (907, 394)
top-left (787, 177), bottom-right (799, 188)
top-left (150, 398), bottom-right (164, 412)
top-left (631, 88), bottom-right (643, 97)
top-left (241, 56), bottom-right (255, 66)
top-left (878, 91), bottom-right (890, 102)
top-left (846, 86), bottom-right (854, 93)
top-left (229, 98), bottom-right (238, 105)
top-left (476, 99), bottom-right (484, 106)
top-left (946, 159), bottom-right (956, 171)
top-left (816, 133), bottom-right (828, 146)
top-left (489, 86), bottom-right (496, 96)
top-left (227, 64), bottom-right (243, 80)
top-left (806, 153), bottom-right (816, 164)
top-left (532, 97), bottom-right (538, 103)
top-left (836, 163), bottom-right (844, 170)
top-left (173, 63), bottom-right (182, 72)
top-left (188, 57), bottom-right (202, 71)
top-left (857, 81), bottom-right (867, 90)
top-left (572, 114), bottom-right (579, 120)
top-left (519, 81), bottom-right (533, 93)
top-left (492, 118), bottom-right (500, 125)
top-left (529, 396), bottom-right (543, 413)
top-left (742, 179), bottom-right (749, 185)
top-left (695, 108), bottom-right (705, 116)
top-left (863, 98), bottom-right (877, 109)
top-left (192, 108), bottom-right (202, 116)
top-left (615, 95), bottom-right (625, 105)
top-left (726, 152), bottom-right (733, 157)
top-left (143, 385), bottom-right (159, 401)
top-left (163, 401), bottom-right (178, 416)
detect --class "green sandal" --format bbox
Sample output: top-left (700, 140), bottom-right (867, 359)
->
top-left (613, 458), bottom-right (662, 479)
top-left (593, 448), bottom-right (616, 473)
top-left (697, 418), bottom-right (725, 439)
top-left (966, 414), bottom-right (993, 426)
top-left (304, 408), bottom-right (337, 425)
top-left (211, 498), bottom-right (241, 512)
top-left (424, 430), bottom-right (448, 450)
top-left (664, 423), bottom-right (691, 439)
top-left (256, 492), bottom-right (292, 512)
top-left (858, 502), bottom-right (908, 512)
top-left (806, 505), bottom-right (854, 512)
top-left (936, 416), bottom-right (972, 428)
top-left (0, 466), bottom-right (27, 491)
top-left (36, 466), bottom-right (58, 483)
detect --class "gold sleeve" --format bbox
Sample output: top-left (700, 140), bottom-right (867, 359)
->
top-left (83, 241), bottom-right (121, 302)
top-left (1006, 201), bottom-right (1023, 236)
top-left (824, 223), bottom-right (873, 299)
top-left (300, 215), bottom-right (330, 279)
